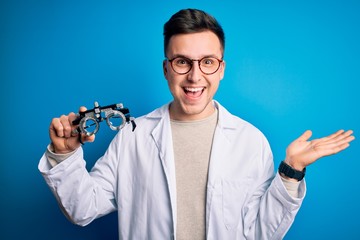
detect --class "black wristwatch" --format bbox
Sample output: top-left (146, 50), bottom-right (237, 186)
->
top-left (278, 161), bottom-right (306, 181)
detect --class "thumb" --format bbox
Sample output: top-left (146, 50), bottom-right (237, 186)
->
top-left (297, 130), bottom-right (312, 142)
top-left (79, 133), bottom-right (96, 144)
top-left (79, 106), bottom-right (87, 113)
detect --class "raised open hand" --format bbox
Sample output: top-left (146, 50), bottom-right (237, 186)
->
top-left (285, 130), bottom-right (355, 171)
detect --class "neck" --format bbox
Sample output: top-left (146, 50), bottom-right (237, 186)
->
top-left (169, 101), bottom-right (215, 121)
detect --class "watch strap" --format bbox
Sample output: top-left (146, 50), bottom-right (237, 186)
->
top-left (278, 161), bottom-right (306, 181)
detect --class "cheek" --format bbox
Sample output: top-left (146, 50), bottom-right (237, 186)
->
top-left (164, 71), bottom-right (177, 90)
top-left (211, 82), bottom-right (220, 93)
top-left (165, 75), bottom-right (177, 91)
top-left (208, 77), bottom-right (221, 94)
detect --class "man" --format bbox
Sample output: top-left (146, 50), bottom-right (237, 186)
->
top-left (39, 8), bottom-right (354, 239)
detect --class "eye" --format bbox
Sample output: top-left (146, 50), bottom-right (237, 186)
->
top-left (174, 57), bottom-right (191, 66)
top-left (201, 58), bottom-right (215, 66)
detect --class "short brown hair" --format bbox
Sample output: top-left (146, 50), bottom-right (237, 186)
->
top-left (163, 8), bottom-right (225, 56)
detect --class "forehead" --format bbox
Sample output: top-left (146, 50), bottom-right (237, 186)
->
top-left (166, 31), bottom-right (223, 58)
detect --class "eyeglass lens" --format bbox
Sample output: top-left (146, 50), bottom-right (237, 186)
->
top-left (170, 57), bottom-right (221, 75)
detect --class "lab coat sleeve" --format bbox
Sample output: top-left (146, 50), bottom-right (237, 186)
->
top-left (38, 136), bottom-right (120, 226)
top-left (242, 139), bottom-right (306, 240)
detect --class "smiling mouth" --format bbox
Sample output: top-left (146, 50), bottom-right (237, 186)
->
top-left (183, 87), bottom-right (205, 98)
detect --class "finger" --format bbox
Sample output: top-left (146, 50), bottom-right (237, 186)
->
top-left (79, 106), bottom-right (87, 113)
top-left (68, 112), bottom-right (78, 123)
top-left (338, 130), bottom-right (353, 139)
top-left (68, 112), bottom-right (80, 136)
top-left (50, 118), bottom-right (64, 138)
top-left (297, 130), bottom-right (312, 142)
top-left (332, 133), bottom-right (355, 146)
top-left (70, 106), bottom-right (88, 134)
top-left (330, 130), bottom-right (354, 144)
top-left (79, 133), bottom-right (96, 144)
top-left (85, 134), bottom-right (95, 143)
top-left (71, 106), bottom-right (88, 127)
top-left (62, 135), bottom-right (81, 152)
top-left (321, 129), bottom-right (345, 142)
top-left (59, 114), bottom-right (73, 138)
top-left (312, 130), bottom-right (352, 147)
top-left (57, 133), bottom-right (94, 152)
top-left (315, 134), bottom-right (354, 155)
top-left (319, 130), bottom-right (354, 146)
top-left (334, 142), bottom-right (351, 153)
top-left (317, 142), bottom-right (350, 157)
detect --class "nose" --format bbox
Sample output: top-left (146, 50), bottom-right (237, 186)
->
top-left (187, 61), bottom-right (202, 82)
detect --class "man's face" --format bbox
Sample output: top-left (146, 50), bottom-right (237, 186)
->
top-left (163, 31), bottom-right (225, 121)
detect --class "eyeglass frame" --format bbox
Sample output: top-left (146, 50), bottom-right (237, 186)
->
top-left (165, 55), bottom-right (224, 75)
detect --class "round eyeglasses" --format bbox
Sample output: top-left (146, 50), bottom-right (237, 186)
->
top-left (167, 56), bottom-right (223, 75)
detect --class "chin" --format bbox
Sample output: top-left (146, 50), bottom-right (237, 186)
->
top-left (182, 103), bottom-right (212, 118)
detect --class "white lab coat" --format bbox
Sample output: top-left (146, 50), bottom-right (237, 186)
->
top-left (39, 101), bottom-right (306, 240)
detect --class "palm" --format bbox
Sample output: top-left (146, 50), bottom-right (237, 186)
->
top-left (285, 130), bottom-right (354, 170)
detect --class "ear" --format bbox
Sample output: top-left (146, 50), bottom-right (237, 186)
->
top-left (219, 60), bottom-right (226, 80)
top-left (163, 60), bottom-right (168, 79)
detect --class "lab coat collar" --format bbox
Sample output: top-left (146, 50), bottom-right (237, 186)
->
top-left (145, 100), bottom-right (238, 130)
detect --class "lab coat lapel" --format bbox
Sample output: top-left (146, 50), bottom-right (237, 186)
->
top-left (208, 125), bottom-right (232, 179)
top-left (208, 101), bottom-right (238, 179)
top-left (149, 104), bottom-right (177, 235)
top-left (206, 101), bottom-right (238, 234)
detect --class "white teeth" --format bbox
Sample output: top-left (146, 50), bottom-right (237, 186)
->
top-left (184, 87), bottom-right (203, 92)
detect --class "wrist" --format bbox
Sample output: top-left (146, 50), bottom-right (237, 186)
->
top-left (284, 158), bottom-right (306, 171)
top-left (50, 142), bottom-right (77, 155)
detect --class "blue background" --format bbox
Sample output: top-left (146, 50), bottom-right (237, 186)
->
top-left (1, 0), bottom-right (359, 239)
